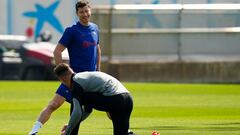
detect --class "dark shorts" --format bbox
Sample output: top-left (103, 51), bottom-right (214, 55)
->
top-left (82, 92), bottom-right (133, 135)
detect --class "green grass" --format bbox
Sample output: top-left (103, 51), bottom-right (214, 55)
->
top-left (0, 81), bottom-right (240, 135)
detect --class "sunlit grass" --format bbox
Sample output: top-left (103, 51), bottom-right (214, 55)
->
top-left (0, 81), bottom-right (239, 135)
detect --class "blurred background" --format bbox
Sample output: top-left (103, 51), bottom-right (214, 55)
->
top-left (0, 0), bottom-right (240, 83)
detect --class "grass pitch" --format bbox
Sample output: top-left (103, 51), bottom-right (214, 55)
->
top-left (0, 81), bottom-right (240, 135)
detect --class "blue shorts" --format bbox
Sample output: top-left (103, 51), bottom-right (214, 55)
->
top-left (56, 83), bottom-right (72, 103)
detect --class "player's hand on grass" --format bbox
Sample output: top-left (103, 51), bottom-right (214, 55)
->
top-left (61, 124), bottom-right (68, 135)
top-left (61, 124), bottom-right (68, 132)
top-left (61, 130), bottom-right (66, 135)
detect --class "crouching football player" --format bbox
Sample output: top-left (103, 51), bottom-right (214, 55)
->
top-left (54, 63), bottom-right (136, 135)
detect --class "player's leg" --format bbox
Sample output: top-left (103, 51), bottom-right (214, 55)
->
top-left (110, 112), bottom-right (129, 135)
top-left (110, 93), bottom-right (133, 135)
top-left (82, 93), bottom-right (134, 135)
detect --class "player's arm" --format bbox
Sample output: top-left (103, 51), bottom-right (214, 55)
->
top-left (53, 43), bottom-right (66, 65)
top-left (64, 98), bottom-right (82, 135)
top-left (29, 94), bottom-right (65, 135)
top-left (61, 105), bottom-right (91, 135)
top-left (71, 81), bottom-right (92, 122)
top-left (63, 81), bottom-right (92, 134)
top-left (97, 45), bottom-right (101, 71)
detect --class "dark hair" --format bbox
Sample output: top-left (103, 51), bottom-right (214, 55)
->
top-left (75, 0), bottom-right (90, 12)
top-left (54, 63), bottom-right (70, 77)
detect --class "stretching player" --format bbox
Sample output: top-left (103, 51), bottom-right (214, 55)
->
top-left (54, 63), bottom-right (136, 135)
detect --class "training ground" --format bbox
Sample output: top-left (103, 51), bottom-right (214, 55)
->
top-left (0, 81), bottom-right (239, 135)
